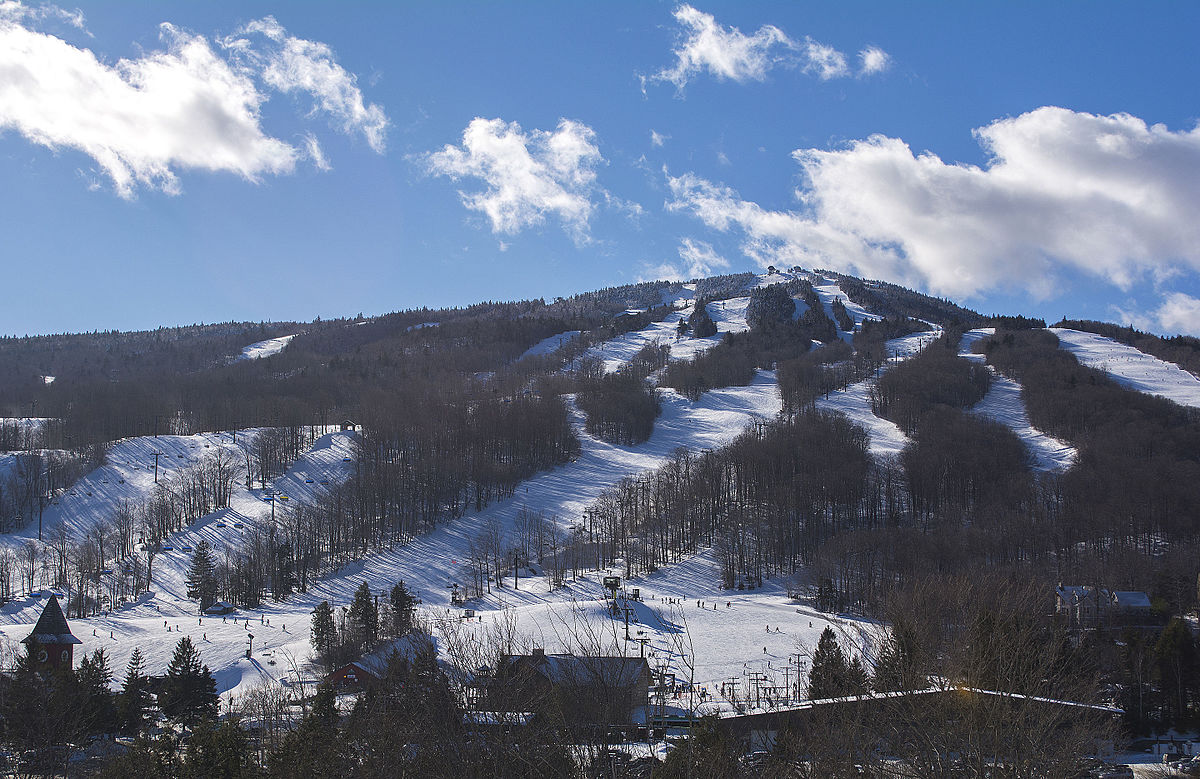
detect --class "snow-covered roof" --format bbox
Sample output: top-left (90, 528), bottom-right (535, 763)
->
top-left (503, 652), bottom-right (650, 689)
top-left (1112, 591), bottom-right (1152, 609)
top-left (339, 633), bottom-right (437, 679)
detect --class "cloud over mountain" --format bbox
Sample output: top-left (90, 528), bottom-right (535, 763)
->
top-left (424, 117), bottom-right (604, 242)
top-left (668, 107), bottom-right (1200, 302)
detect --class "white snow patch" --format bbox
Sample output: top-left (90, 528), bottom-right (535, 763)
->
top-left (815, 329), bottom-right (941, 459)
top-left (520, 331), bottom-right (581, 360)
top-left (237, 334), bottom-right (297, 361)
top-left (1052, 328), bottom-right (1200, 410)
top-left (959, 329), bottom-right (1076, 472)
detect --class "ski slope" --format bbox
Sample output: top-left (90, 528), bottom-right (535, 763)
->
top-left (1052, 328), bottom-right (1200, 410)
top-left (520, 331), bottom-right (581, 360)
top-left (0, 272), bottom-right (893, 707)
top-left (959, 329), bottom-right (1077, 472)
top-left (815, 329), bottom-right (942, 459)
top-left (237, 334), bottom-right (297, 361)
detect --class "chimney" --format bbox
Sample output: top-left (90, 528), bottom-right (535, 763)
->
top-left (532, 647), bottom-right (545, 658)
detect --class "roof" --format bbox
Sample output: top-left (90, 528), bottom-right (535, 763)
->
top-left (504, 653), bottom-right (650, 689)
top-left (327, 633), bottom-right (437, 681)
top-left (1112, 591), bottom-right (1152, 609)
top-left (1056, 585), bottom-right (1107, 601)
top-left (22, 594), bottom-right (82, 646)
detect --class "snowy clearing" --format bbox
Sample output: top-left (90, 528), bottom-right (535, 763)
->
top-left (1052, 328), bottom-right (1200, 410)
top-left (520, 330), bottom-right (581, 360)
top-left (237, 334), bottom-right (297, 361)
top-left (959, 329), bottom-right (1077, 472)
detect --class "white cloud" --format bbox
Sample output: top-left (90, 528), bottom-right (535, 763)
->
top-left (678, 237), bottom-right (730, 276)
top-left (0, 1), bottom-right (86, 31)
top-left (0, 19), bottom-right (297, 197)
top-left (651, 4), bottom-right (886, 90)
top-left (650, 129), bottom-right (668, 147)
top-left (222, 16), bottom-right (387, 152)
top-left (1154, 292), bottom-right (1200, 335)
top-left (858, 45), bottom-right (891, 75)
top-left (667, 107), bottom-right (1200, 302)
top-left (0, 10), bottom-right (384, 197)
top-left (424, 117), bottom-right (604, 242)
top-left (803, 38), bottom-right (848, 80)
top-left (654, 4), bottom-right (792, 89)
top-left (638, 238), bottom-right (730, 282)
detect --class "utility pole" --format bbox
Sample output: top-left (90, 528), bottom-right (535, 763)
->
top-left (152, 452), bottom-right (162, 483)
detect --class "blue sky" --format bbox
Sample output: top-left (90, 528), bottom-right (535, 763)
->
top-left (2, 1), bottom-right (1200, 336)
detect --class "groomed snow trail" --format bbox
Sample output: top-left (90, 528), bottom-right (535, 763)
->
top-left (815, 329), bottom-right (942, 459)
top-left (959, 329), bottom-right (1076, 472)
top-left (237, 334), bottom-right (297, 361)
top-left (1051, 328), bottom-right (1200, 410)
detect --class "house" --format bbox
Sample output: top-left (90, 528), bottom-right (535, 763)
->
top-left (1111, 591), bottom-right (1152, 621)
top-left (1056, 585), bottom-right (1108, 627)
top-left (203, 601), bottom-right (237, 616)
top-left (489, 648), bottom-right (651, 725)
top-left (340, 420), bottom-right (356, 432)
top-left (325, 633), bottom-right (435, 691)
top-left (22, 594), bottom-right (82, 670)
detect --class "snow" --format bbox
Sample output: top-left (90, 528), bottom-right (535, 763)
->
top-left (812, 275), bottom-right (881, 343)
top-left (581, 283), bottom-right (753, 373)
top-left (236, 334), bottom-right (297, 361)
top-left (959, 329), bottom-right (1077, 472)
top-left (405, 321), bottom-right (439, 332)
top-left (815, 329), bottom-right (942, 459)
top-left (1052, 327), bottom-right (1200, 410)
top-left (41, 375), bottom-right (55, 385)
top-left (0, 273), bottom-right (893, 707)
top-left (520, 331), bottom-right (581, 360)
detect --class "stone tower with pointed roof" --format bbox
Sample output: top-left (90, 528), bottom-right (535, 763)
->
top-left (22, 594), bottom-right (81, 670)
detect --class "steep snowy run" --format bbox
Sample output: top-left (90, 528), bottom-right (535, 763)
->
top-left (1052, 328), bottom-right (1200, 410)
top-left (959, 329), bottom-right (1077, 472)
top-left (237, 334), bottom-right (298, 361)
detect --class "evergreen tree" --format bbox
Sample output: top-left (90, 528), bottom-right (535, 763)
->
top-left (269, 683), bottom-right (344, 778)
top-left (346, 582), bottom-right (378, 651)
top-left (873, 620), bottom-right (923, 692)
top-left (310, 600), bottom-right (337, 665)
top-left (185, 540), bottom-right (218, 611)
top-left (845, 655), bottom-right (870, 696)
top-left (119, 648), bottom-right (152, 734)
top-left (1155, 617), bottom-right (1197, 723)
top-left (389, 580), bottom-right (417, 637)
top-left (160, 637), bottom-right (219, 725)
top-left (808, 627), bottom-right (849, 699)
top-left (77, 648), bottom-right (116, 734)
top-left (184, 716), bottom-right (255, 779)
top-left (688, 301), bottom-right (718, 338)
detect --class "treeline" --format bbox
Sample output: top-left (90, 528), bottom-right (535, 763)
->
top-left (982, 328), bottom-right (1200, 576)
top-left (662, 284), bottom-right (837, 402)
top-left (574, 342), bottom-right (668, 446)
top-left (0, 448), bottom-right (101, 533)
top-left (870, 332), bottom-right (991, 434)
top-left (1, 281), bottom-right (682, 449)
top-left (777, 317), bottom-right (930, 417)
top-left (583, 411), bottom-right (872, 587)
top-left (829, 271), bottom-right (984, 327)
top-left (1056, 317), bottom-right (1200, 378)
